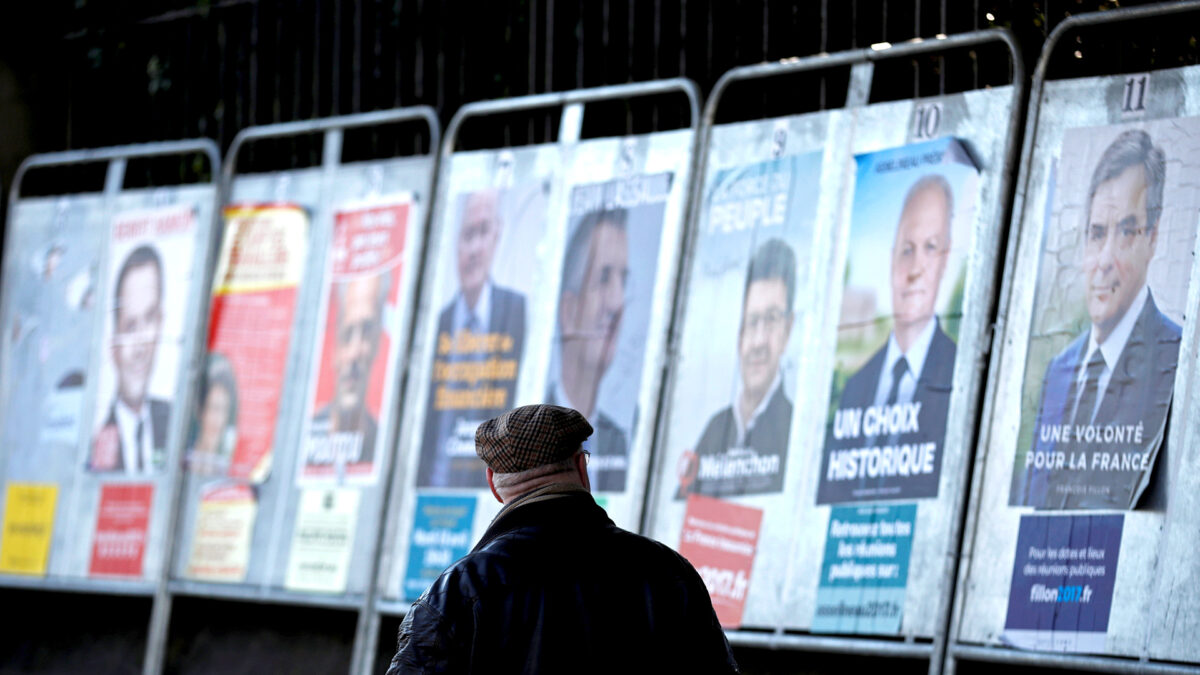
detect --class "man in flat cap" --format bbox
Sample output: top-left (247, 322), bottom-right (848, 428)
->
top-left (388, 404), bottom-right (738, 674)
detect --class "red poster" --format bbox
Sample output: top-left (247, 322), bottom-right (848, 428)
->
top-left (677, 494), bottom-right (763, 628)
top-left (207, 204), bottom-right (308, 483)
top-left (88, 483), bottom-right (154, 577)
top-left (300, 199), bottom-right (411, 484)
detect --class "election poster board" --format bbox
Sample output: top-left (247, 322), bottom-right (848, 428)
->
top-left (383, 128), bottom-right (695, 605)
top-left (957, 65), bottom-right (1200, 664)
top-left (297, 196), bottom-right (413, 485)
top-left (818, 138), bottom-right (979, 504)
top-left (0, 174), bottom-right (218, 585)
top-left (643, 112), bottom-right (841, 630)
top-left (1008, 118), bottom-right (1200, 510)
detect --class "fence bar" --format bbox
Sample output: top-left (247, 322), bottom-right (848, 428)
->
top-left (945, 4), bottom-right (1200, 675)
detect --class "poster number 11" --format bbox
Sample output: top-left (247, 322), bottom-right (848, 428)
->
top-left (1123, 74), bottom-right (1148, 115)
top-left (912, 102), bottom-right (943, 140)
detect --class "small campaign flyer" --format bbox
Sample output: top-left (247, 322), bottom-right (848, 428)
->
top-left (677, 494), bottom-right (763, 628)
top-left (1003, 514), bottom-right (1124, 653)
top-left (0, 483), bottom-right (58, 575)
top-left (88, 483), bottom-right (154, 578)
top-left (403, 494), bottom-right (476, 601)
top-left (185, 482), bottom-right (257, 583)
top-left (285, 488), bottom-right (361, 593)
top-left (812, 503), bottom-right (917, 634)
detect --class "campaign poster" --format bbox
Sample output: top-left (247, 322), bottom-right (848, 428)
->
top-left (812, 503), bottom-right (917, 635)
top-left (184, 482), bottom-right (257, 583)
top-left (0, 201), bottom-right (102, 463)
top-left (87, 205), bottom-right (198, 476)
top-left (403, 494), bottom-right (476, 601)
top-left (88, 483), bottom-right (154, 577)
top-left (1009, 119), bottom-right (1200, 509)
top-left (677, 495), bottom-right (763, 628)
top-left (0, 483), bottom-right (58, 575)
top-left (205, 204), bottom-right (309, 483)
top-left (544, 173), bottom-right (673, 493)
top-left (299, 198), bottom-right (413, 485)
top-left (415, 181), bottom-right (549, 488)
top-left (817, 138), bottom-right (979, 504)
top-left (1003, 514), bottom-right (1124, 653)
top-left (671, 154), bottom-right (822, 499)
top-left (284, 487), bottom-right (361, 593)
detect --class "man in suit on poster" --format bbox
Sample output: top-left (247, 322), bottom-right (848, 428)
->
top-left (679, 237), bottom-right (797, 498)
top-left (418, 188), bottom-right (527, 487)
top-left (820, 174), bottom-right (958, 503)
top-left (307, 271), bottom-right (389, 471)
top-left (547, 208), bottom-right (632, 492)
top-left (1020, 129), bottom-right (1180, 509)
top-left (89, 245), bottom-right (171, 475)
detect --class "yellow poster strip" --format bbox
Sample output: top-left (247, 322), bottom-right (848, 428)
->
top-left (0, 483), bottom-right (59, 575)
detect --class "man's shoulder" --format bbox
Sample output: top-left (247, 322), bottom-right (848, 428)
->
top-left (491, 284), bottom-right (526, 310)
top-left (1142, 294), bottom-right (1182, 341)
top-left (1048, 330), bottom-right (1089, 372)
top-left (842, 343), bottom-right (888, 404)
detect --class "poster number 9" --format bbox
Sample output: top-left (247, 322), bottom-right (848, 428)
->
top-left (912, 102), bottom-right (943, 140)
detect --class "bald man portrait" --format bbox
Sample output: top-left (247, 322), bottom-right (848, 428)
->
top-left (306, 271), bottom-right (389, 471)
top-left (819, 173), bottom-right (957, 502)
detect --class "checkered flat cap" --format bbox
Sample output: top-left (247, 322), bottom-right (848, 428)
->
top-left (475, 404), bottom-right (593, 473)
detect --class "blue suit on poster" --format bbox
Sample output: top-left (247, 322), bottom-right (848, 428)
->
top-left (1019, 291), bottom-right (1179, 509)
top-left (416, 283), bottom-right (526, 488)
top-left (817, 319), bottom-right (955, 504)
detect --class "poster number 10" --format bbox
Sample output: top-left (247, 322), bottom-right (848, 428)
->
top-left (1123, 75), bottom-right (1148, 114)
top-left (912, 102), bottom-right (943, 140)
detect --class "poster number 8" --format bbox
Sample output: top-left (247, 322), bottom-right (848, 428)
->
top-left (912, 102), bottom-right (943, 140)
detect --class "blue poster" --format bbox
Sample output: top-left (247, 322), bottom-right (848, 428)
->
top-left (812, 503), bottom-right (917, 634)
top-left (1003, 514), bottom-right (1124, 653)
top-left (403, 495), bottom-right (476, 601)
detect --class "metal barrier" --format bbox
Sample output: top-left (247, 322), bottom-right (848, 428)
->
top-left (365, 78), bottom-right (701, 673)
top-left (948, 3), bottom-right (1200, 674)
top-left (145, 108), bottom-right (438, 675)
top-left (639, 29), bottom-right (1022, 675)
top-left (0, 140), bottom-right (221, 675)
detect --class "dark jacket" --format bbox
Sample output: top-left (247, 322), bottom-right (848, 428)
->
top-left (387, 487), bottom-right (739, 674)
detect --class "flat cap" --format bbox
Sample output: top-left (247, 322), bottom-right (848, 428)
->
top-left (475, 404), bottom-right (593, 473)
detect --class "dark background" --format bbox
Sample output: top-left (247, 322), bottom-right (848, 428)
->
top-left (3, 0), bottom-right (1199, 193)
top-left (1, 1), bottom-right (1198, 673)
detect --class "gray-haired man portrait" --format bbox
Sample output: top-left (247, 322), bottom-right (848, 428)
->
top-left (1021, 129), bottom-right (1180, 508)
top-left (388, 404), bottom-right (738, 674)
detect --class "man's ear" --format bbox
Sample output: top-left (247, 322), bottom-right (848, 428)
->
top-left (559, 291), bottom-right (577, 336)
top-left (486, 467), bottom-right (504, 504)
top-left (576, 453), bottom-right (591, 493)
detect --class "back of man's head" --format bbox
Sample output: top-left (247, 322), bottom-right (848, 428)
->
top-left (476, 404), bottom-right (594, 500)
